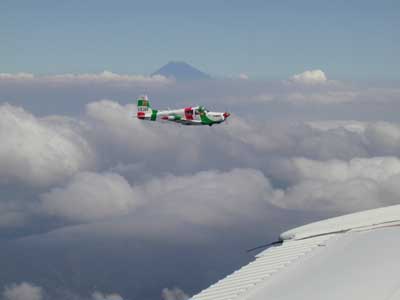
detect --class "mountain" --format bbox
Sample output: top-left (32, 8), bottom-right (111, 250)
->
top-left (151, 61), bottom-right (211, 81)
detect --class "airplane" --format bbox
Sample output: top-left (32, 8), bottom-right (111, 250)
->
top-left (136, 95), bottom-right (230, 126)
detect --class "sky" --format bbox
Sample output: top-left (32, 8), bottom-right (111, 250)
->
top-left (1, 0), bottom-right (399, 80)
top-left (1, 2), bottom-right (400, 300)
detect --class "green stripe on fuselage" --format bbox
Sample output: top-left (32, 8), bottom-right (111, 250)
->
top-left (151, 109), bottom-right (158, 121)
top-left (200, 112), bottom-right (214, 125)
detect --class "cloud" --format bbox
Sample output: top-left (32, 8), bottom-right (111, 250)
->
top-left (290, 69), bottom-right (327, 84)
top-left (161, 288), bottom-right (190, 300)
top-left (84, 99), bottom-right (229, 176)
top-left (6, 100), bottom-right (400, 224)
top-left (286, 91), bottom-right (358, 104)
top-left (0, 104), bottom-right (95, 187)
top-left (364, 122), bottom-right (400, 155)
top-left (2, 73), bottom-right (400, 300)
top-left (0, 71), bottom-right (173, 86)
top-left (304, 121), bottom-right (400, 159)
top-left (16, 98), bottom-right (400, 228)
top-left (0, 73), bottom-right (34, 80)
top-left (0, 202), bottom-right (26, 228)
top-left (2, 283), bottom-right (43, 300)
top-left (38, 168), bottom-right (278, 227)
top-left (84, 99), bottom-right (173, 153)
top-left (2, 70), bottom-right (400, 118)
top-left (307, 120), bottom-right (366, 134)
top-left (84, 100), bottom-right (164, 155)
top-left (307, 121), bottom-right (400, 157)
top-left (41, 172), bottom-right (140, 222)
top-left (91, 291), bottom-right (123, 300)
top-left (2, 284), bottom-right (125, 300)
top-left (274, 178), bottom-right (382, 212)
top-left (47, 71), bottom-right (173, 85)
top-left (271, 156), bottom-right (400, 212)
top-left (55, 100), bottom-right (400, 180)
top-left (135, 168), bottom-right (280, 227)
top-left (216, 117), bottom-right (367, 162)
top-left (3, 99), bottom-right (400, 299)
top-left (292, 156), bottom-right (400, 182)
top-left (83, 100), bottom-right (374, 177)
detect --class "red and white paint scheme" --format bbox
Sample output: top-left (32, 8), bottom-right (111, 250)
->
top-left (136, 95), bottom-right (230, 126)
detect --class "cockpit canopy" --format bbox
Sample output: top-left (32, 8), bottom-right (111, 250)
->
top-left (197, 106), bottom-right (209, 113)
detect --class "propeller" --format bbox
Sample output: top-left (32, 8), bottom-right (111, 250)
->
top-left (223, 110), bottom-right (231, 125)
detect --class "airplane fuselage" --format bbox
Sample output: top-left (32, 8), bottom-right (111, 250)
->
top-left (136, 96), bottom-right (230, 126)
top-left (156, 107), bottom-right (229, 126)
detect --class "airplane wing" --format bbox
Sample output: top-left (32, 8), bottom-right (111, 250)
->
top-left (191, 204), bottom-right (400, 300)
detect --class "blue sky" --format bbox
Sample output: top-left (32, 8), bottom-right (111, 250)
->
top-left (1, 0), bottom-right (399, 80)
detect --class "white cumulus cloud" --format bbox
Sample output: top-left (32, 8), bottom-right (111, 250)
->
top-left (161, 287), bottom-right (190, 300)
top-left (0, 104), bottom-right (95, 187)
top-left (37, 168), bottom-right (280, 232)
top-left (290, 69), bottom-right (327, 84)
top-left (272, 156), bottom-right (400, 212)
top-left (2, 282), bottom-right (43, 300)
top-left (364, 122), bottom-right (400, 155)
top-left (292, 156), bottom-right (400, 183)
top-left (136, 168), bottom-right (280, 227)
top-left (41, 172), bottom-right (140, 222)
top-left (85, 100), bottom-right (165, 153)
top-left (92, 291), bottom-right (124, 300)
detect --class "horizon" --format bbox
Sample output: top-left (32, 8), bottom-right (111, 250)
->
top-left (3, 60), bottom-right (399, 84)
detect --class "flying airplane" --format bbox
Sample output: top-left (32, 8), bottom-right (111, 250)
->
top-left (136, 95), bottom-right (230, 126)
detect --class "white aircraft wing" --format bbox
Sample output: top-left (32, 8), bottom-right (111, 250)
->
top-left (191, 204), bottom-right (400, 300)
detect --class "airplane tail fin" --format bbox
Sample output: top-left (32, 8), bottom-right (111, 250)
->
top-left (137, 95), bottom-right (152, 119)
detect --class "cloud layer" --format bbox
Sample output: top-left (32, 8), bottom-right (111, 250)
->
top-left (1, 72), bottom-right (400, 300)
top-left (3, 100), bottom-right (400, 229)
top-left (0, 71), bottom-right (173, 86)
